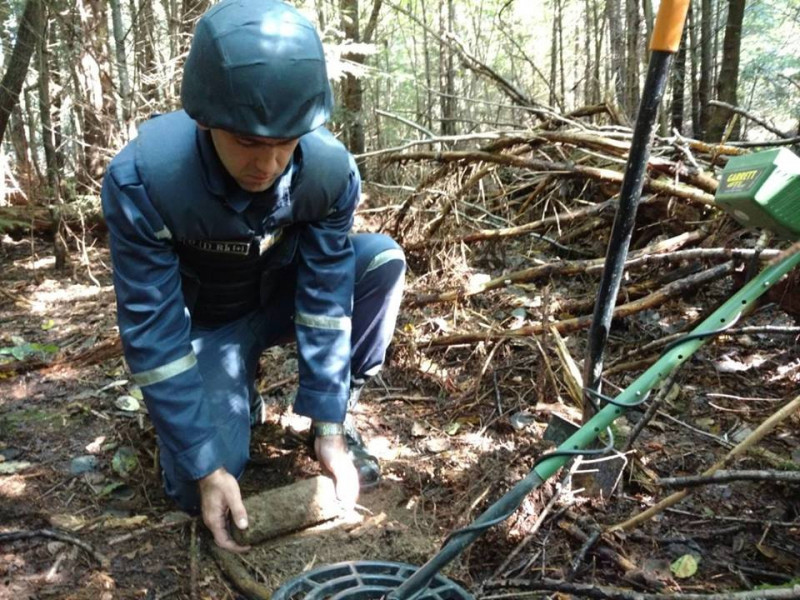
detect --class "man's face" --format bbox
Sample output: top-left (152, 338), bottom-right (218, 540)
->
top-left (208, 128), bottom-right (300, 192)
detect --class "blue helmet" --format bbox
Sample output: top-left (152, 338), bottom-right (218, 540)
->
top-left (181, 0), bottom-right (333, 139)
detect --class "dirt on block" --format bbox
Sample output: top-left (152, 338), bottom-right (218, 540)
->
top-left (233, 475), bottom-right (343, 546)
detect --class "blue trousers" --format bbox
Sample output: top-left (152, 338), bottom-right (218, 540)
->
top-left (161, 233), bottom-right (405, 511)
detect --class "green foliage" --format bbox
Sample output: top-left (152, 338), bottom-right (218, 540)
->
top-left (0, 216), bottom-right (26, 234)
top-left (741, 0), bottom-right (800, 132)
top-left (111, 446), bottom-right (139, 478)
top-left (0, 336), bottom-right (59, 361)
top-left (0, 407), bottom-right (61, 436)
top-left (754, 578), bottom-right (800, 591)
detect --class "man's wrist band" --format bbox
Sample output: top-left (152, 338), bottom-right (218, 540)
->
top-left (313, 421), bottom-right (345, 437)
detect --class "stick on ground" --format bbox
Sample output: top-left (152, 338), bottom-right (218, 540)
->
top-left (610, 393), bottom-right (800, 532)
top-left (658, 469), bottom-right (800, 488)
top-left (0, 528), bottom-right (110, 569)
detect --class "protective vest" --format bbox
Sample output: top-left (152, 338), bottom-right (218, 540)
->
top-left (134, 111), bottom-right (351, 323)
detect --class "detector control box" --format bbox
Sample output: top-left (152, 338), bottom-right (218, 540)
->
top-left (715, 148), bottom-right (800, 240)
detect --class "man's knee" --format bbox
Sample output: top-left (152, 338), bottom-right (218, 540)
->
top-left (352, 233), bottom-right (405, 289)
top-left (159, 426), bottom-right (250, 513)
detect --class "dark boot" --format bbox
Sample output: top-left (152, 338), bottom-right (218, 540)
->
top-left (344, 377), bottom-right (381, 489)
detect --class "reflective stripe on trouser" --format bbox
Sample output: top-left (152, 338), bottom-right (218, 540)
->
top-left (159, 232), bottom-right (405, 511)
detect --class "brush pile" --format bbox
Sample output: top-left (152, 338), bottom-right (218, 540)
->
top-left (351, 106), bottom-right (800, 595)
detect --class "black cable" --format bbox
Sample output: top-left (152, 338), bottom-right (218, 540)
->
top-left (662, 311), bottom-right (742, 354)
top-left (584, 386), bottom-right (651, 408)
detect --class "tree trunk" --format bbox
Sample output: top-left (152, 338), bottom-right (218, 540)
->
top-left (78, 0), bottom-right (116, 191)
top-left (0, 0), bottom-right (43, 146)
top-left (136, 0), bottom-right (160, 107)
top-left (698, 0), bottom-right (712, 138)
top-left (558, 0), bottom-right (565, 106)
top-left (641, 0), bottom-right (654, 44)
top-left (670, 26), bottom-right (687, 134)
top-left (592, 0), bottom-right (603, 107)
top-left (179, 0), bottom-right (209, 77)
top-left (584, 0), bottom-right (593, 106)
top-left (606, 0), bottom-right (626, 116)
top-left (110, 0), bottom-right (132, 131)
top-left (439, 0), bottom-right (456, 137)
top-left (162, 0), bottom-right (180, 100)
top-left (624, 0), bottom-right (641, 117)
top-left (421, 0), bottom-right (433, 131)
top-left (23, 89), bottom-right (43, 184)
top-left (706, 0), bottom-right (745, 142)
top-left (78, 0), bottom-right (117, 191)
top-left (36, 6), bottom-right (60, 203)
top-left (549, 0), bottom-right (559, 108)
top-left (340, 0), bottom-right (382, 176)
top-left (8, 106), bottom-right (34, 200)
top-left (688, 2), bottom-right (701, 137)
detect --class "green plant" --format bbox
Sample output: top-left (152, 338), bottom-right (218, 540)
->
top-left (0, 336), bottom-right (59, 361)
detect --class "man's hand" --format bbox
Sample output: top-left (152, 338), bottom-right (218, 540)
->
top-left (198, 467), bottom-right (251, 553)
top-left (314, 434), bottom-right (359, 508)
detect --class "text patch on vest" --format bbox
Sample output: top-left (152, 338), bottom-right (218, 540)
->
top-left (182, 239), bottom-right (251, 256)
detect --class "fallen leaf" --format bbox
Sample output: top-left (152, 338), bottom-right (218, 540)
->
top-left (411, 421), bottom-right (427, 437)
top-left (70, 455), bottom-right (99, 475)
top-left (509, 411), bottom-right (536, 430)
top-left (424, 437), bottom-right (451, 453)
top-left (112, 447), bottom-right (138, 478)
top-left (444, 422), bottom-right (460, 435)
top-left (97, 481), bottom-right (126, 497)
top-left (102, 515), bottom-right (148, 529)
top-left (0, 460), bottom-right (32, 474)
top-left (50, 514), bottom-right (86, 531)
top-left (695, 417), bottom-right (714, 429)
top-left (670, 554), bottom-right (699, 579)
top-left (114, 395), bottom-right (140, 412)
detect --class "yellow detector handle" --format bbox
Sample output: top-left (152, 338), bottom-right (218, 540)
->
top-left (650, 0), bottom-right (691, 53)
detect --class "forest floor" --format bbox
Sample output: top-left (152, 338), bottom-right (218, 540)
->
top-left (1, 185), bottom-right (799, 599)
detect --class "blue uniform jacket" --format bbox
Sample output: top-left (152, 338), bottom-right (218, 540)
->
top-left (102, 111), bottom-right (359, 481)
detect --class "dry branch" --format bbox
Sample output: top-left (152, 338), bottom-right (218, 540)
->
top-left (209, 545), bottom-right (271, 600)
top-left (384, 150), bottom-right (716, 211)
top-left (0, 528), bottom-right (110, 569)
top-left (404, 197), bottom-right (617, 251)
top-left (659, 469), bottom-right (800, 488)
top-left (709, 100), bottom-right (793, 139)
top-left (410, 230), bottom-right (721, 307)
top-left (532, 131), bottom-right (719, 193)
top-left (610, 393), bottom-right (800, 532)
top-left (483, 579), bottom-right (800, 600)
top-left (557, 520), bottom-right (638, 575)
top-left (0, 336), bottom-right (123, 376)
top-left (424, 262), bottom-right (733, 346)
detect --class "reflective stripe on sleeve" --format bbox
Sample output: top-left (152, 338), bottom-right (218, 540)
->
top-left (154, 226), bottom-right (172, 240)
top-left (130, 351), bottom-right (197, 387)
top-left (295, 312), bottom-right (352, 332)
top-left (365, 248), bottom-right (405, 273)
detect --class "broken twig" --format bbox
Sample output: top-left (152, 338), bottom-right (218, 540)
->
top-left (0, 528), bottom-right (110, 569)
top-left (659, 469), bottom-right (800, 488)
top-left (610, 393), bottom-right (800, 532)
